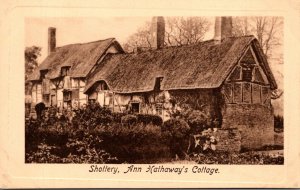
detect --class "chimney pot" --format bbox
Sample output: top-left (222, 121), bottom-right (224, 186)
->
top-left (48, 27), bottom-right (56, 55)
top-left (214, 17), bottom-right (232, 43)
top-left (150, 16), bottom-right (165, 49)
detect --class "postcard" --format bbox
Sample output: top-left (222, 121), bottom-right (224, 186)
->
top-left (0, 0), bottom-right (299, 188)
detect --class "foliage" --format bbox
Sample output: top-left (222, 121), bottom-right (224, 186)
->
top-left (26, 104), bottom-right (171, 163)
top-left (192, 151), bottom-right (283, 165)
top-left (121, 114), bottom-right (138, 126)
top-left (136, 114), bottom-right (163, 126)
top-left (232, 16), bottom-right (283, 59)
top-left (93, 123), bottom-right (170, 163)
top-left (162, 118), bottom-right (190, 139)
top-left (274, 115), bottom-right (284, 131)
top-left (123, 17), bottom-right (211, 52)
top-left (165, 17), bottom-right (210, 46)
top-left (186, 110), bottom-right (209, 133)
top-left (161, 118), bottom-right (190, 158)
top-left (25, 46), bottom-right (42, 95)
top-left (25, 46), bottom-right (41, 80)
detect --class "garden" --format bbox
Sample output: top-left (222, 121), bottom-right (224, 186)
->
top-left (25, 102), bottom-right (284, 164)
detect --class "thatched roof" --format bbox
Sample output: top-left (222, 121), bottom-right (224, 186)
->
top-left (85, 36), bottom-right (277, 94)
top-left (27, 38), bottom-right (123, 81)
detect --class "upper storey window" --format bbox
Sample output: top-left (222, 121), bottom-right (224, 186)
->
top-left (40, 69), bottom-right (48, 80)
top-left (61, 66), bottom-right (70, 77)
top-left (227, 47), bottom-right (269, 85)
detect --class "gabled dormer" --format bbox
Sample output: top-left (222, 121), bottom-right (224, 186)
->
top-left (223, 44), bottom-right (272, 105)
top-left (227, 46), bottom-right (269, 85)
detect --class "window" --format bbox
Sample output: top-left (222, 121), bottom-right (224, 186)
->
top-left (155, 103), bottom-right (163, 116)
top-left (131, 102), bottom-right (140, 113)
top-left (40, 70), bottom-right (48, 80)
top-left (242, 66), bottom-right (254, 82)
top-left (63, 91), bottom-right (72, 102)
top-left (96, 82), bottom-right (108, 91)
top-left (61, 66), bottom-right (70, 77)
top-left (154, 77), bottom-right (163, 91)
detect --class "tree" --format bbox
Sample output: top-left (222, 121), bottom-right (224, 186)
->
top-left (25, 46), bottom-right (41, 94)
top-left (232, 16), bottom-right (283, 59)
top-left (123, 17), bottom-right (211, 52)
top-left (233, 17), bottom-right (284, 100)
top-left (165, 17), bottom-right (210, 46)
top-left (25, 46), bottom-right (41, 80)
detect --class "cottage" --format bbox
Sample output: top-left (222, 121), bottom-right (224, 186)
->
top-left (27, 28), bottom-right (124, 108)
top-left (27, 16), bottom-right (278, 149)
top-left (84, 17), bottom-right (278, 149)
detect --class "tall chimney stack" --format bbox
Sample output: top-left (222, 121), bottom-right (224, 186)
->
top-left (214, 17), bottom-right (232, 42)
top-left (150, 16), bottom-right (165, 49)
top-left (48, 27), bottom-right (56, 55)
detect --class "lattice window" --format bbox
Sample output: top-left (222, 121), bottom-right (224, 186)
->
top-left (242, 67), bottom-right (253, 82)
top-left (61, 67), bottom-right (70, 77)
top-left (63, 91), bottom-right (72, 102)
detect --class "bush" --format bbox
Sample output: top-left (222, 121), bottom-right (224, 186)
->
top-left (136, 114), bottom-right (163, 126)
top-left (93, 123), bottom-right (170, 163)
top-left (121, 114), bottom-right (137, 126)
top-left (111, 112), bottom-right (127, 123)
top-left (162, 118), bottom-right (190, 158)
top-left (187, 110), bottom-right (209, 133)
top-left (274, 115), bottom-right (284, 131)
top-left (162, 118), bottom-right (190, 139)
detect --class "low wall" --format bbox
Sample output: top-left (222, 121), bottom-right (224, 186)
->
top-left (214, 128), bottom-right (242, 152)
top-left (222, 104), bottom-right (274, 150)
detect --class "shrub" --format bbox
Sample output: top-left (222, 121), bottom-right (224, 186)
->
top-left (187, 110), bottom-right (209, 133)
top-left (93, 123), bottom-right (170, 163)
top-left (162, 118), bottom-right (190, 158)
top-left (136, 114), bottom-right (163, 126)
top-left (121, 114), bottom-right (137, 126)
top-left (162, 118), bottom-right (190, 139)
top-left (111, 112), bottom-right (127, 123)
top-left (274, 115), bottom-right (284, 131)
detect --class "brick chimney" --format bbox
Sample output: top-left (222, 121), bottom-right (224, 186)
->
top-left (214, 17), bottom-right (232, 42)
top-left (150, 16), bottom-right (165, 49)
top-left (48, 27), bottom-right (56, 55)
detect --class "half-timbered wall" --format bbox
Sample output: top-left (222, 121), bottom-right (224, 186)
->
top-left (221, 45), bottom-right (274, 149)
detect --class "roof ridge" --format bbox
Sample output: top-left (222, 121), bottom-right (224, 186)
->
top-left (55, 38), bottom-right (115, 49)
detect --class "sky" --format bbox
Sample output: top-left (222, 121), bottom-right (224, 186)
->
top-left (25, 17), bottom-right (152, 61)
top-left (25, 17), bottom-right (215, 61)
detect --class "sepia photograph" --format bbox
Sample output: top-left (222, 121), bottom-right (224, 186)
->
top-left (2, 0), bottom-right (300, 188)
top-left (24, 16), bottom-right (284, 165)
